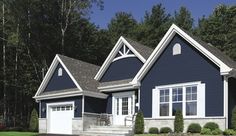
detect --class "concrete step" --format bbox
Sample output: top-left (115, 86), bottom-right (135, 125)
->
top-left (81, 125), bottom-right (133, 136)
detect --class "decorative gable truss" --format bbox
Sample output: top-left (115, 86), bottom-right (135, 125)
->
top-left (94, 36), bottom-right (146, 81)
top-left (113, 44), bottom-right (135, 62)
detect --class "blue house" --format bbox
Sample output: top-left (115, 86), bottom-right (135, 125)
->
top-left (34, 24), bottom-right (236, 135)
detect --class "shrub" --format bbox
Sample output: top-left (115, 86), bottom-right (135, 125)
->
top-left (160, 127), bottom-right (172, 133)
top-left (29, 108), bottom-right (38, 132)
top-left (187, 123), bottom-right (201, 133)
top-left (232, 106), bottom-right (236, 130)
top-left (149, 127), bottom-right (159, 134)
top-left (200, 128), bottom-right (212, 135)
top-left (174, 109), bottom-right (183, 133)
top-left (134, 111), bottom-right (144, 134)
top-left (203, 122), bottom-right (219, 131)
top-left (223, 129), bottom-right (236, 135)
top-left (211, 128), bottom-right (222, 135)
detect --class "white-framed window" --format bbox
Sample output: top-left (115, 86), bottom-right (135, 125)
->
top-left (152, 81), bottom-right (205, 118)
top-left (58, 68), bottom-right (63, 76)
top-left (159, 89), bottom-right (169, 116)
top-left (173, 43), bottom-right (181, 55)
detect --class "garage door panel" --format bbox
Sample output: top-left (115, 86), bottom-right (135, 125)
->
top-left (48, 105), bottom-right (74, 134)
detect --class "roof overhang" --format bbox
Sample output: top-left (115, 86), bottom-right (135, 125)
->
top-left (98, 82), bottom-right (140, 92)
top-left (132, 24), bottom-right (233, 84)
top-left (94, 36), bottom-right (146, 81)
top-left (33, 54), bottom-right (83, 99)
top-left (33, 90), bottom-right (108, 102)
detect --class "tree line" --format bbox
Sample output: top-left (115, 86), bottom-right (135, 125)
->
top-left (0, 0), bottom-right (235, 128)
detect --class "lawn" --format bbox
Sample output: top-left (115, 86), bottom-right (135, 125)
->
top-left (0, 131), bottom-right (38, 136)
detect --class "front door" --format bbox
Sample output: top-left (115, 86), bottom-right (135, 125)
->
top-left (113, 92), bottom-right (135, 126)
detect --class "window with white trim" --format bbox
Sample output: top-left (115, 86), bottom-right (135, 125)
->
top-left (152, 82), bottom-right (205, 118)
top-left (159, 89), bottom-right (169, 116)
top-left (58, 68), bottom-right (63, 76)
top-left (172, 88), bottom-right (183, 116)
top-left (186, 86), bottom-right (197, 115)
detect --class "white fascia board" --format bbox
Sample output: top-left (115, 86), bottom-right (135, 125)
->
top-left (98, 82), bottom-right (140, 92)
top-left (121, 36), bottom-right (146, 63)
top-left (34, 55), bottom-right (59, 97)
top-left (33, 55), bottom-right (83, 99)
top-left (94, 37), bottom-right (124, 80)
top-left (34, 90), bottom-right (83, 101)
top-left (56, 55), bottom-right (83, 91)
top-left (94, 36), bottom-right (146, 81)
top-left (34, 90), bottom-right (108, 101)
top-left (132, 24), bottom-right (232, 83)
top-left (83, 91), bottom-right (108, 99)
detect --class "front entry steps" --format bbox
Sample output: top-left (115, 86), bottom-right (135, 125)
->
top-left (81, 125), bottom-right (133, 136)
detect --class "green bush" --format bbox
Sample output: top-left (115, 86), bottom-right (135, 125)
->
top-left (160, 127), bottom-right (172, 133)
top-left (29, 108), bottom-right (38, 132)
top-left (200, 128), bottom-right (212, 135)
top-left (149, 127), bottom-right (159, 134)
top-left (211, 128), bottom-right (222, 135)
top-left (134, 111), bottom-right (144, 134)
top-left (232, 106), bottom-right (236, 130)
top-left (174, 109), bottom-right (183, 133)
top-left (223, 129), bottom-right (236, 135)
top-left (203, 122), bottom-right (219, 131)
top-left (187, 123), bottom-right (201, 133)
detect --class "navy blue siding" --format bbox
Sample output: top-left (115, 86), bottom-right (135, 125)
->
top-left (106, 94), bottom-right (112, 114)
top-left (228, 77), bottom-right (236, 128)
top-left (40, 96), bottom-right (82, 118)
top-left (84, 96), bottom-right (107, 113)
top-left (44, 63), bottom-right (77, 92)
top-left (140, 35), bottom-right (224, 117)
top-left (100, 57), bottom-right (143, 82)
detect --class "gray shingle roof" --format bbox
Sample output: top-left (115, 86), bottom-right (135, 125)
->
top-left (58, 54), bottom-right (100, 92)
top-left (124, 37), bottom-right (154, 60)
top-left (182, 30), bottom-right (236, 69)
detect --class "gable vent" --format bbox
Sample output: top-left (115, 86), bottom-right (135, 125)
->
top-left (173, 43), bottom-right (181, 55)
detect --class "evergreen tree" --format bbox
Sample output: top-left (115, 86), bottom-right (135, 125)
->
top-left (135, 111), bottom-right (144, 134)
top-left (174, 109), bottom-right (184, 133)
top-left (174, 6), bottom-right (193, 31)
top-left (29, 108), bottom-right (38, 132)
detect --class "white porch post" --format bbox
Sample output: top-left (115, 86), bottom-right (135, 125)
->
top-left (224, 76), bottom-right (229, 129)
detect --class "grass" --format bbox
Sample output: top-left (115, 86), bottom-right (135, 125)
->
top-left (0, 131), bottom-right (38, 136)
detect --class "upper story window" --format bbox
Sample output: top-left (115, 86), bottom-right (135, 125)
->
top-left (173, 43), bottom-right (181, 55)
top-left (58, 68), bottom-right (63, 76)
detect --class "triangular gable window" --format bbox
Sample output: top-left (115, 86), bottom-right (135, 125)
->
top-left (113, 44), bottom-right (136, 62)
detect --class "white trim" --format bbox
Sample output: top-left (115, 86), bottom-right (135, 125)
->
top-left (132, 24), bottom-right (232, 84)
top-left (113, 54), bottom-right (136, 62)
top-left (82, 95), bottom-right (84, 114)
top-left (224, 76), bottom-right (229, 129)
top-left (46, 101), bottom-right (74, 134)
top-left (152, 81), bottom-right (205, 119)
top-left (34, 54), bottom-right (83, 98)
top-left (144, 116), bottom-right (226, 120)
top-left (112, 91), bottom-right (135, 125)
top-left (34, 90), bottom-right (108, 101)
top-left (94, 36), bottom-right (146, 81)
top-left (56, 55), bottom-right (83, 91)
top-left (98, 82), bottom-right (140, 92)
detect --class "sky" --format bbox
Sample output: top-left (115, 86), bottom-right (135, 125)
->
top-left (90, 0), bottom-right (235, 29)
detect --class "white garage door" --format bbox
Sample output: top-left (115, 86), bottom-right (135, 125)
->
top-left (48, 104), bottom-right (74, 134)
